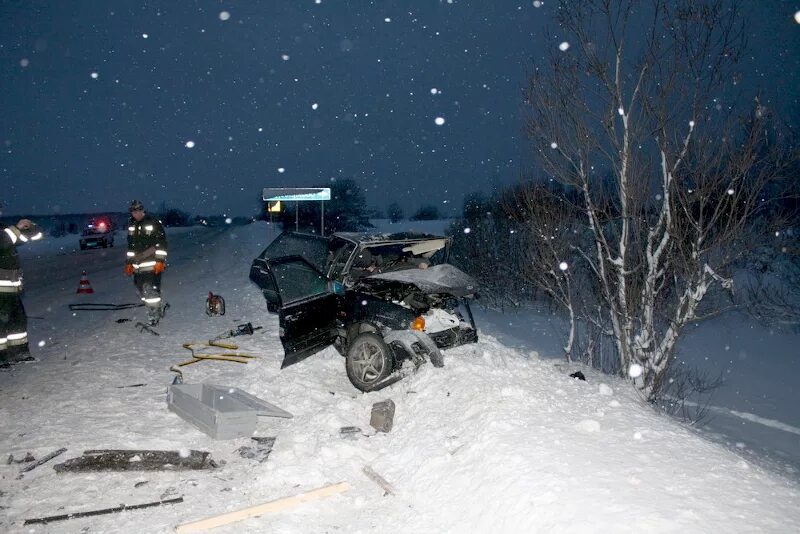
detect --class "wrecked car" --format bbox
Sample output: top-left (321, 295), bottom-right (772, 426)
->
top-left (249, 231), bottom-right (478, 391)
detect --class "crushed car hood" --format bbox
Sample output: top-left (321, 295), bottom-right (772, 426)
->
top-left (362, 264), bottom-right (477, 297)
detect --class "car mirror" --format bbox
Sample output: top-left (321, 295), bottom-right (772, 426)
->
top-left (328, 280), bottom-right (346, 295)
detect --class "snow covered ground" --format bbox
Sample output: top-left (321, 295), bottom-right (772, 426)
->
top-left (1, 221), bottom-right (798, 533)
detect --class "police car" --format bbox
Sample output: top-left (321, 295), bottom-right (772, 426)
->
top-left (79, 220), bottom-right (115, 250)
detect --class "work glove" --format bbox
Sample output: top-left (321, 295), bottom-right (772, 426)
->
top-left (153, 261), bottom-right (166, 274)
top-left (125, 264), bottom-right (134, 276)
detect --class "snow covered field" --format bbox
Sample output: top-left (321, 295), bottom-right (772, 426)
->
top-left (1, 221), bottom-right (798, 533)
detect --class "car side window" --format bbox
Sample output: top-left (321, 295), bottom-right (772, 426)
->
top-left (271, 259), bottom-right (328, 304)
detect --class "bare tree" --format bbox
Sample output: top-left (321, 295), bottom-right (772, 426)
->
top-left (501, 182), bottom-right (586, 361)
top-left (521, 0), bottom-right (793, 400)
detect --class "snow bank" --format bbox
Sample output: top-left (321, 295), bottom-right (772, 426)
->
top-left (1, 222), bottom-right (798, 533)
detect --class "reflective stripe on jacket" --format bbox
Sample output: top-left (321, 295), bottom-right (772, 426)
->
top-left (126, 215), bottom-right (168, 273)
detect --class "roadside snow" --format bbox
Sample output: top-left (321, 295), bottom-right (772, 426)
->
top-left (1, 221), bottom-right (798, 533)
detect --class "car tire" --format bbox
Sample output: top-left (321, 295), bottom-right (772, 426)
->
top-left (345, 332), bottom-right (393, 392)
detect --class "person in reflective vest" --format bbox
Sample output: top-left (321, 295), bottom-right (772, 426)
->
top-left (1, 216), bottom-right (43, 362)
top-left (125, 200), bottom-right (168, 326)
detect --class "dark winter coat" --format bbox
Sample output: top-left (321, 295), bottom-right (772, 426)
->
top-left (126, 214), bottom-right (168, 273)
top-left (1, 223), bottom-right (42, 293)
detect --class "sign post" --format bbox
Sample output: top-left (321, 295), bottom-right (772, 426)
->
top-left (262, 188), bottom-right (331, 236)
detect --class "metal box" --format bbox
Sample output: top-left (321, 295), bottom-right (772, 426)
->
top-left (369, 399), bottom-right (396, 433)
top-left (167, 384), bottom-right (292, 440)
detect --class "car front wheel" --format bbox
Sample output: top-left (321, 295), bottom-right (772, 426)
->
top-left (345, 333), bottom-right (393, 392)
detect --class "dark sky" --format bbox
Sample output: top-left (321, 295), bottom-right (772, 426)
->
top-left (1, 1), bottom-right (798, 217)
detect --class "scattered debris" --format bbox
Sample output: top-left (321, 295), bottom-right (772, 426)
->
top-left (7, 452), bottom-right (35, 464)
top-left (339, 426), bottom-right (362, 437)
top-left (17, 447), bottom-right (67, 479)
top-left (115, 317), bottom-right (132, 323)
top-left (237, 437), bottom-right (276, 463)
top-left (135, 321), bottom-right (160, 336)
top-left (170, 366), bottom-right (184, 384)
top-left (213, 322), bottom-right (263, 341)
top-left (160, 486), bottom-right (181, 500)
top-left (53, 449), bottom-right (217, 473)
top-left (570, 371), bottom-right (587, 381)
top-left (0, 355), bottom-right (37, 369)
top-left (175, 482), bottom-right (349, 533)
top-left (362, 465), bottom-right (396, 496)
top-left (172, 342), bottom-right (259, 375)
top-left (206, 292), bottom-right (226, 316)
top-left (24, 496), bottom-right (183, 525)
top-left (68, 302), bottom-right (143, 311)
top-left (116, 383), bottom-right (146, 388)
top-left (370, 399), bottom-right (396, 433)
top-left (134, 480), bottom-right (149, 488)
top-left (168, 384), bottom-right (292, 440)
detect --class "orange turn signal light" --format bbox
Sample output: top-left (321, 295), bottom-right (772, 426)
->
top-left (411, 316), bottom-right (425, 331)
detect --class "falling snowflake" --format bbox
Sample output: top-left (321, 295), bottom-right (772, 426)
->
top-left (559, 42), bottom-right (570, 51)
top-left (225, 217), bottom-right (232, 224)
top-left (384, 17), bottom-right (391, 23)
top-left (312, 103), bottom-right (319, 110)
top-left (617, 107), bottom-right (624, 116)
top-left (281, 54), bottom-right (290, 61)
top-left (430, 88), bottom-right (439, 95)
top-left (628, 364), bottom-right (643, 378)
top-left (434, 117), bottom-right (445, 125)
top-left (38, 340), bottom-right (46, 347)
top-left (533, 0), bottom-right (543, 7)
top-left (90, 72), bottom-right (99, 79)
top-left (142, 33), bottom-right (149, 39)
top-left (727, 188), bottom-right (734, 195)
top-left (20, 58), bottom-right (29, 67)
top-left (278, 168), bottom-right (285, 173)
top-left (689, 120), bottom-right (695, 128)
top-left (219, 11), bottom-right (231, 21)
top-left (550, 142), bottom-right (558, 149)
top-left (185, 140), bottom-right (195, 148)
top-left (463, 227), bottom-right (471, 234)
top-left (795, 10), bottom-right (800, 24)
top-left (559, 261), bottom-right (568, 271)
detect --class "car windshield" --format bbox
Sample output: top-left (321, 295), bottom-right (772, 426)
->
top-left (347, 239), bottom-right (448, 279)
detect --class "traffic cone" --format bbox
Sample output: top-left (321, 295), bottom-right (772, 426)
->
top-left (76, 271), bottom-right (94, 294)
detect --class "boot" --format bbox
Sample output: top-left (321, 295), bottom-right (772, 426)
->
top-left (147, 306), bottom-right (161, 326)
top-left (4, 343), bottom-right (33, 363)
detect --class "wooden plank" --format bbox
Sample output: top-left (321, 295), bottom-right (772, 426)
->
top-left (362, 465), bottom-right (396, 495)
top-left (175, 482), bottom-right (349, 533)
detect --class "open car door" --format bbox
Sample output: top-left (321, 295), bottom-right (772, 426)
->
top-left (260, 256), bottom-right (339, 368)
